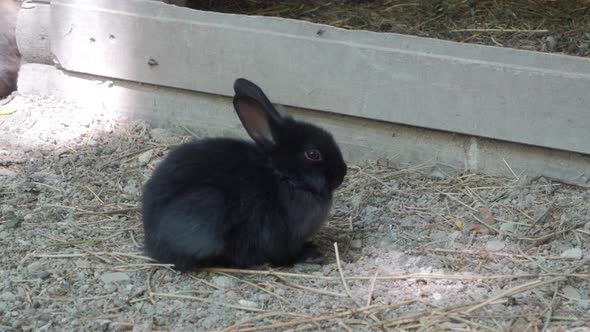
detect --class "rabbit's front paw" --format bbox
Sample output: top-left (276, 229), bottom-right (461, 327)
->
top-left (299, 242), bottom-right (324, 264)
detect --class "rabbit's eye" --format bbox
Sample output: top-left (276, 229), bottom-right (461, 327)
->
top-left (304, 149), bottom-right (322, 161)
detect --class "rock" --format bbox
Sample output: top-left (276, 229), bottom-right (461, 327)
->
top-left (100, 272), bottom-right (130, 284)
top-left (485, 240), bottom-right (506, 252)
top-left (199, 316), bottom-right (220, 330)
top-left (137, 149), bottom-right (156, 166)
top-left (0, 168), bottom-right (17, 177)
top-left (210, 276), bottom-right (236, 288)
top-left (132, 321), bottom-right (153, 332)
top-left (399, 217), bottom-right (415, 227)
top-left (122, 182), bottom-right (140, 196)
top-left (577, 300), bottom-right (589, 310)
top-left (256, 293), bottom-right (271, 302)
top-left (350, 239), bottom-right (362, 249)
top-left (0, 231), bottom-right (8, 239)
top-left (293, 263), bottom-right (322, 273)
top-left (27, 260), bottom-right (45, 272)
top-left (429, 170), bottom-right (446, 180)
top-left (362, 205), bottom-right (380, 220)
top-left (0, 291), bottom-right (16, 302)
top-left (31, 271), bottom-right (51, 280)
top-left (545, 36), bottom-right (557, 51)
top-left (149, 128), bottom-right (178, 144)
top-left (561, 248), bottom-right (582, 259)
top-left (30, 171), bottom-right (59, 183)
top-left (500, 222), bottom-right (515, 233)
top-left (430, 231), bottom-right (449, 242)
top-left (237, 299), bottom-right (258, 308)
top-left (47, 285), bottom-right (67, 296)
top-left (562, 286), bottom-right (581, 300)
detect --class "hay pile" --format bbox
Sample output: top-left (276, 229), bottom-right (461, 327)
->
top-left (187, 0), bottom-right (590, 57)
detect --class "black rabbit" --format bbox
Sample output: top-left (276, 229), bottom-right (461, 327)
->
top-left (142, 78), bottom-right (347, 271)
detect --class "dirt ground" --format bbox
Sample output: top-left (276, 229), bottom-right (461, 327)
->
top-left (0, 93), bottom-right (589, 331)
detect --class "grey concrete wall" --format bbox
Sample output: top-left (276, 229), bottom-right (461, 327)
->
top-left (46, 0), bottom-right (590, 156)
top-left (18, 64), bottom-right (590, 185)
top-left (16, 1), bottom-right (52, 65)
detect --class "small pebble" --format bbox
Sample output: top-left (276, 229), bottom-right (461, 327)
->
top-left (485, 240), bottom-right (505, 252)
top-left (237, 299), bottom-right (258, 308)
top-left (100, 272), bottom-right (130, 284)
top-left (562, 286), bottom-right (581, 300)
top-left (31, 271), bottom-right (51, 280)
top-left (131, 321), bottom-right (153, 332)
top-left (500, 222), bottom-right (515, 233)
top-left (211, 276), bottom-right (236, 288)
top-left (561, 248), bottom-right (582, 259)
top-left (429, 170), bottom-right (446, 180)
top-left (293, 263), bottom-right (322, 273)
top-left (0, 291), bottom-right (16, 302)
top-left (545, 36), bottom-right (557, 51)
top-left (577, 300), bottom-right (589, 310)
top-left (137, 149), bottom-right (155, 166)
top-left (0, 168), bottom-right (17, 177)
top-left (149, 128), bottom-right (178, 144)
top-left (350, 239), bottom-right (362, 249)
top-left (257, 293), bottom-right (271, 302)
top-left (123, 183), bottom-right (140, 196)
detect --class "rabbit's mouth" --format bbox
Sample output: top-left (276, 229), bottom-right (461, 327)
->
top-left (273, 169), bottom-right (330, 198)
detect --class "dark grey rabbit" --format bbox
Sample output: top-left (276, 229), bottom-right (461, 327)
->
top-left (0, 0), bottom-right (20, 99)
top-left (142, 78), bottom-right (347, 271)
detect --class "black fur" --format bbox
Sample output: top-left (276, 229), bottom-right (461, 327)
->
top-left (142, 78), bottom-right (347, 271)
top-left (0, 0), bottom-right (20, 99)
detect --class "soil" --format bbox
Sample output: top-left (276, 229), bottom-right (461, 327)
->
top-left (0, 93), bottom-right (589, 331)
top-left (185, 0), bottom-right (590, 58)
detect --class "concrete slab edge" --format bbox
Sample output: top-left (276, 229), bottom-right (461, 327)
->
top-left (17, 63), bottom-right (590, 186)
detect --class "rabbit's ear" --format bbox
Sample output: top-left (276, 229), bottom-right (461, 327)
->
top-left (233, 79), bottom-right (282, 148)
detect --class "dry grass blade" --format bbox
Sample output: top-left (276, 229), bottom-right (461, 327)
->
top-left (334, 242), bottom-right (354, 301)
top-left (217, 272), bottom-right (288, 302)
top-left (228, 300), bottom-right (416, 332)
top-left (146, 268), bottom-right (156, 305)
top-left (151, 292), bottom-right (267, 313)
top-left (542, 281), bottom-right (561, 332)
top-left (274, 275), bottom-right (347, 298)
top-left (464, 277), bottom-right (566, 314)
top-left (423, 248), bottom-right (586, 262)
top-left (218, 312), bottom-right (307, 332)
top-left (204, 267), bottom-right (590, 281)
top-left (366, 270), bottom-right (378, 307)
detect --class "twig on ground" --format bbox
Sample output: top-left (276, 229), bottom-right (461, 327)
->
top-left (274, 275), bottom-right (346, 298)
top-left (464, 277), bottom-right (566, 314)
top-left (366, 270), bottom-right (378, 307)
top-left (151, 292), bottom-right (268, 313)
top-left (542, 281), bottom-right (561, 332)
top-left (146, 268), bottom-right (156, 305)
top-left (334, 242), bottom-right (355, 301)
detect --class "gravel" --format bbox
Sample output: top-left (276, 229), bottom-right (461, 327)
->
top-left (0, 94), bottom-right (589, 331)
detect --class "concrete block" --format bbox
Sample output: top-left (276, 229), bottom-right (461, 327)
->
top-left (18, 64), bottom-right (590, 186)
top-left (16, 2), bottom-right (52, 65)
top-left (49, 0), bottom-right (590, 155)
